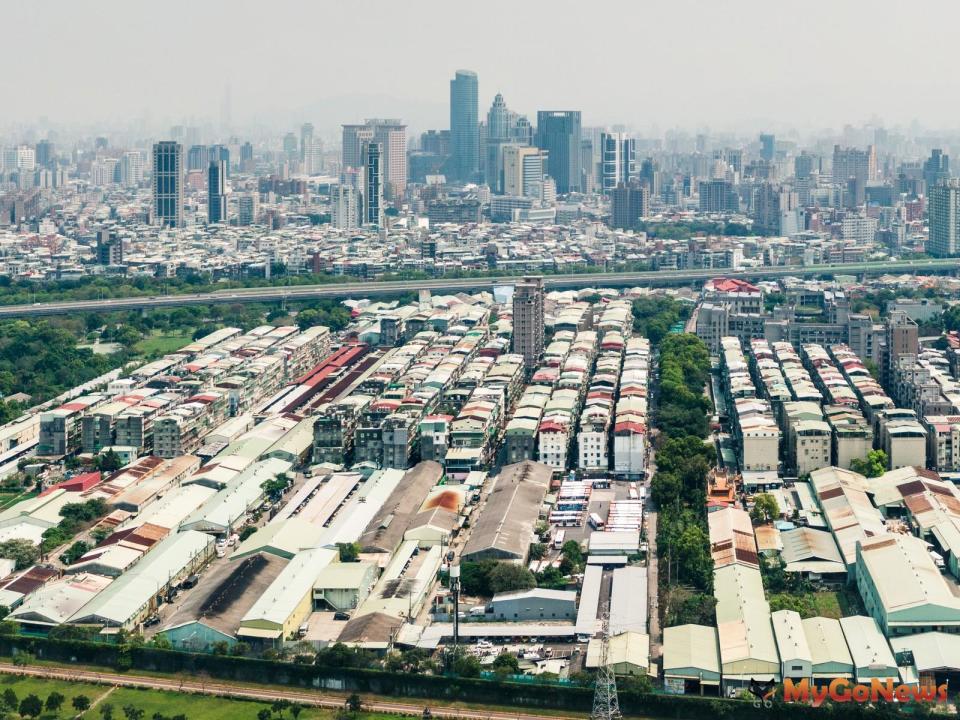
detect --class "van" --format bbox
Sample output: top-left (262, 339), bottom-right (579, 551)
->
top-left (297, 623), bottom-right (309, 638)
top-left (181, 575), bottom-right (199, 589)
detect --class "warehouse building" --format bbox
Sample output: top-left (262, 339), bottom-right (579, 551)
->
top-left (585, 631), bottom-right (651, 677)
top-left (890, 632), bottom-right (960, 688)
top-left (9, 573), bottom-right (113, 628)
top-left (68, 530), bottom-right (214, 630)
top-left (801, 616), bottom-right (854, 680)
top-left (461, 460), bottom-right (551, 563)
top-left (358, 461), bottom-right (444, 554)
top-left (490, 588), bottom-right (576, 621)
top-left (855, 532), bottom-right (960, 636)
top-left (839, 615), bottom-right (899, 683)
top-left (771, 609), bottom-right (812, 681)
top-left (312, 562), bottom-right (377, 612)
top-left (161, 553), bottom-right (290, 651)
top-left (662, 624), bottom-right (722, 695)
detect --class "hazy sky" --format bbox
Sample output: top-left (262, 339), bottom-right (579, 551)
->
top-left (6, 0), bottom-right (960, 138)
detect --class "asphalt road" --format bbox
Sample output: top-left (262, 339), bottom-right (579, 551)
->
top-left (4, 258), bottom-right (957, 317)
top-left (0, 662), bottom-right (575, 720)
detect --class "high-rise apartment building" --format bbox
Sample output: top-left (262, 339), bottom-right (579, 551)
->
top-left (341, 124), bottom-right (375, 171)
top-left (238, 193), bottom-right (259, 226)
top-left (449, 70), bottom-right (479, 182)
top-left (331, 184), bottom-right (358, 230)
top-left (832, 144), bottom-right (877, 197)
top-left (152, 141), bottom-right (184, 228)
top-left (599, 132), bottom-right (636, 193)
top-left (34, 140), bottom-right (54, 169)
top-left (928, 180), bottom-right (960, 257)
top-left (208, 159), bottom-right (227, 224)
top-left (120, 151), bottom-right (144, 187)
top-left (361, 141), bottom-right (383, 228)
top-left (699, 179), bottom-right (739, 213)
top-left (512, 276), bottom-right (545, 371)
top-left (609, 181), bottom-right (649, 230)
top-left (187, 145), bottom-right (209, 172)
top-left (536, 111), bottom-right (581, 194)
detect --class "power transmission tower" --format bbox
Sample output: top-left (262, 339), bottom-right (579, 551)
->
top-left (591, 607), bottom-right (621, 720)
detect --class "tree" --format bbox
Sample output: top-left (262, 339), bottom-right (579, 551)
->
top-left (487, 563), bottom-right (536, 594)
top-left (271, 699), bottom-right (292, 718)
top-left (100, 702), bottom-right (114, 720)
top-left (96, 449), bottom-right (123, 472)
top-left (257, 710), bottom-right (272, 720)
top-left (261, 473), bottom-right (290, 501)
top-left (528, 542), bottom-right (546, 560)
top-left (122, 705), bottom-right (145, 720)
top-left (0, 539), bottom-right (39, 570)
top-left (453, 653), bottom-right (481, 678)
top-left (345, 694), bottom-right (363, 713)
top-left (18, 694), bottom-right (42, 719)
top-left (850, 449), bottom-right (888, 478)
top-left (492, 652), bottom-right (520, 676)
top-left (560, 540), bottom-right (584, 571)
top-left (45, 692), bottom-right (65, 713)
top-left (750, 493), bottom-right (780, 524)
top-left (73, 695), bottom-right (91, 712)
top-left (2, 688), bottom-right (16, 711)
top-left (337, 542), bottom-right (360, 563)
top-left (290, 705), bottom-right (303, 720)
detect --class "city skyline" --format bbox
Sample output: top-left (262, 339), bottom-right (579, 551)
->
top-left (6, 0), bottom-right (960, 137)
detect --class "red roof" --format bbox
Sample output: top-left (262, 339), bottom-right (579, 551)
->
top-left (705, 277), bottom-right (761, 294)
top-left (41, 471), bottom-right (102, 496)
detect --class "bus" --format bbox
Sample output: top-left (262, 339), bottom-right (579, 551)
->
top-left (588, 512), bottom-right (605, 530)
top-left (553, 529), bottom-right (566, 549)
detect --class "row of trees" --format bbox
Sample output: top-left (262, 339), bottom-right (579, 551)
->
top-left (651, 333), bottom-right (717, 627)
top-left (630, 296), bottom-right (693, 346)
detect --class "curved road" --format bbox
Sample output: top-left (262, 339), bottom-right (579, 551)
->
top-left (3, 258), bottom-right (958, 318)
top-left (0, 662), bottom-right (575, 720)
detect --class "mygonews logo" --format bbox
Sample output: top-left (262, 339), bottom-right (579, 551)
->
top-left (749, 678), bottom-right (950, 707)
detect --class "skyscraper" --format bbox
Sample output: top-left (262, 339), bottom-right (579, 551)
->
top-left (365, 119), bottom-right (406, 199)
top-left (483, 93), bottom-right (533, 189)
top-left (34, 140), bottom-right (54, 169)
top-left (238, 193), bottom-right (259, 226)
top-left (536, 111), bottom-right (582, 194)
top-left (152, 141), bottom-right (183, 228)
top-left (599, 132), bottom-right (636, 193)
top-left (187, 145), bottom-right (209, 172)
top-left (341, 124), bottom-right (375, 171)
top-left (923, 149), bottom-right (950, 190)
top-left (301, 122), bottom-right (323, 175)
top-left (361, 141), bottom-right (383, 228)
top-left (449, 70), bottom-right (479, 182)
top-left (928, 180), bottom-right (960, 257)
top-left (759, 133), bottom-right (776, 162)
top-left (512, 276), bottom-right (545, 371)
top-left (208, 159), bottom-right (227, 224)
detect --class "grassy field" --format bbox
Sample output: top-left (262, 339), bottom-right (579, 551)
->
top-left (0, 488), bottom-right (37, 511)
top-left (133, 331), bottom-right (194, 357)
top-left (0, 673), bottom-right (346, 720)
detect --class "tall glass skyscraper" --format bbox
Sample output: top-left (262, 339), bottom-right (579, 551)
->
top-left (152, 141), bottom-right (183, 228)
top-left (449, 69), bottom-right (479, 183)
top-left (208, 159), bottom-right (227, 224)
top-left (536, 111), bottom-right (582, 194)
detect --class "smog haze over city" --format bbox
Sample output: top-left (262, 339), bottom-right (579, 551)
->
top-left (3, 2), bottom-right (960, 718)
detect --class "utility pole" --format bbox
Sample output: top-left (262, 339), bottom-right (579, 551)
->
top-left (450, 563), bottom-right (460, 654)
top-left (591, 606), bottom-right (621, 720)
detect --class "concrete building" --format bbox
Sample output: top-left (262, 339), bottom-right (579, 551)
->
top-left (512, 277), bottom-right (545, 372)
top-left (152, 141), bottom-right (183, 228)
top-left (928, 180), bottom-right (960, 257)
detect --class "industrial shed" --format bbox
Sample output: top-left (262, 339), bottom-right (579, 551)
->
top-left (460, 460), bottom-right (550, 563)
top-left (839, 615), bottom-right (898, 683)
top-left (890, 632), bottom-right (960, 686)
top-left (490, 588), bottom-right (576, 621)
top-left (662, 624), bottom-right (721, 695)
top-left (238, 547), bottom-right (336, 642)
top-left (312, 561), bottom-right (377, 612)
top-left (337, 611), bottom-right (403, 651)
top-left (231, 517), bottom-right (325, 561)
top-left (780, 526), bottom-right (846, 583)
top-left (358, 461), bottom-right (444, 554)
top-left (609, 566), bottom-right (647, 635)
top-left (771, 609), bottom-right (812, 681)
top-left (68, 530), bottom-right (214, 629)
top-left (585, 631), bottom-right (651, 676)
top-left (9, 573), bottom-right (112, 628)
top-left (182, 458), bottom-right (292, 535)
top-left (161, 553), bottom-right (289, 651)
top-left (801, 616), bottom-right (854, 680)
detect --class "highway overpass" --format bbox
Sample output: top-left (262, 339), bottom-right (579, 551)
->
top-left (2, 258), bottom-right (958, 318)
